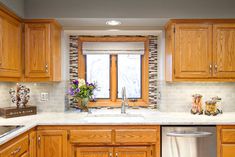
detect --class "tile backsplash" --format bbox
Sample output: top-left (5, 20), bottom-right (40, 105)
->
top-left (158, 81), bottom-right (235, 112)
top-left (1, 80), bottom-right (235, 113)
top-left (0, 82), bottom-right (67, 112)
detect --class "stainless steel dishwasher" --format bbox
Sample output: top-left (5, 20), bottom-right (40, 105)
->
top-left (162, 126), bottom-right (216, 157)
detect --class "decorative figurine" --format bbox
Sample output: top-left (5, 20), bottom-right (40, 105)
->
top-left (205, 96), bottom-right (223, 116)
top-left (191, 94), bottom-right (203, 115)
top-left (9, 83), bottom-right (30, 108)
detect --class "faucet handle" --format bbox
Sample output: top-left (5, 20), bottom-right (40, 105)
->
top-left (121, 87), bottom-right (126, 99)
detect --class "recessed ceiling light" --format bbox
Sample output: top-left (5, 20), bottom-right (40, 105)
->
top-left (108, 29), bottom-right (120, 31)
top-left (106, 20), bottom-right (121, 26)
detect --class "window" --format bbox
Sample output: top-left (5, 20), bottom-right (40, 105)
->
top-left (117, 54), bottom-right (142, 99)
top-left (86, 54), bottom-right (110, 98)
top-left (78, 37), bottom-right (149, 107)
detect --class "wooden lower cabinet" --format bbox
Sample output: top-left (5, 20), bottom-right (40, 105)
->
top-left (221, 144), bottom-right (235, 157)
top-left (29, 131), bottom-right (37, 157)
top-left (75, 146), bottom-right (151, 157)
top-left (0, 126), bottom-right (160, 157)
top-left (115, 147), bottom-right (151, 157)
top-left (37, 130), bottom-right (67, 157)
top-left (21, 152), bottom-right (29, 157)
top-left (0, 134), bottom-right (29, 157)
top-left (69, 126), bottom-right (160, 157)
top-left (217, 126), bottom-right (235, 157)
top-left (75, 147), bottom-right (113, 157)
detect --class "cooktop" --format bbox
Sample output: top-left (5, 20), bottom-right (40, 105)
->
top-left (0, 125), bottom-right (24, 138)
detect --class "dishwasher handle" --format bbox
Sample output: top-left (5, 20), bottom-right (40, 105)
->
top-left (167, 131), bottom-right (213, 138)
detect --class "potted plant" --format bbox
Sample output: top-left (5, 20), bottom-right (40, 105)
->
top-left (68, 79), bottom-right (97, 112)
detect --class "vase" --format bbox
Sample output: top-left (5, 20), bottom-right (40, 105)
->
top-left (77, 98), bottom-right (89, 112)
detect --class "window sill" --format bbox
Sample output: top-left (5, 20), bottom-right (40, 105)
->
top-left (88, 99), bottom-right (149, 107)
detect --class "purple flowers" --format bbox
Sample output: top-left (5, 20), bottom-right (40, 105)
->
top-left (73, 80), bottom-right (79, 85)
top-left (68, 79), bottom-right (97, 99)
top-left (68, 88), bottom-right (75, 96)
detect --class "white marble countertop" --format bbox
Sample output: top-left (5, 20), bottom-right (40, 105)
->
top-left (0, 109), bottom-right (235, 145)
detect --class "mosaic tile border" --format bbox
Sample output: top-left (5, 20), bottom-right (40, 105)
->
top-left (69, 35), bottom-right (158, 108)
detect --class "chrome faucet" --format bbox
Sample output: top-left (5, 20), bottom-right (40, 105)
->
top-left (121, 87), bottom-right (128, 114)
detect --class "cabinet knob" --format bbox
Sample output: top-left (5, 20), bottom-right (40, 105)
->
top-left (109, 152), bottom-right (112, 157)
top-left (38, 136), bottom-right (41, 147)
top-left (45, 64), bottom-right (48, 73)
top-left (214, 64), bottom-right (218, 73)
top-left (209, 64), bottom-right (212, 74)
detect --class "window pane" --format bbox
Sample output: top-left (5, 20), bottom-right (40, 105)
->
top-left (117, 54), bottom-right (141, 99)
top-left (86, 54), bottom-right (110, 98)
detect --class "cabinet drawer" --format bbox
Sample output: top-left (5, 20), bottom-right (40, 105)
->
top-left (222, 129), bottom-right (235, 143)
top-left (70, 130), bottom-right (112, 144)
top-left (0, 135), bottom-right (28, 157)
top-left (222, 144), bottom-right (235, 157)
top-left (115, 129), bottom-right (157, 143)
top-left (20, 152), bottom-right (29, 157)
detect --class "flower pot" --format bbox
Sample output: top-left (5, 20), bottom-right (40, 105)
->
top-left (77, 98), bottom-right (89, 112)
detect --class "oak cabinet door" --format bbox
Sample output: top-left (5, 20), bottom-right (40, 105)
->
top-left (75, 147), bottom-right (113, 157)
top-left (174, 24), bottom-right (212, 79)
top-left (29, 131), bottom-right (37, 157)
top-left (0, 15), bottom-right (21, 78)
top-left (221, 144), bottom-right (235, 157)
top-left (25, 23), bottom-right (50, 78)
top-left (37, 130), bottom-right (67, 157)
top-left (114, 147), bottom-right (151, 157)
top-left (20, 152), bottom-right (29, 157)
top-left (213, 24), bottom-right (235, 78)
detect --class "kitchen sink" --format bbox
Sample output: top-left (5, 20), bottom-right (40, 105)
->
top-left (84, 113), bottom-right (145, 122)
top-left (0, 125), bottom-right (24, 138)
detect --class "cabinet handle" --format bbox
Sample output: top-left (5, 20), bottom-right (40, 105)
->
top-left (45, 64), bottom-right (48, 73)
top-left (109, 152), bottom-right (113, 157)
top-left (10, 146), bottom-right (21, 155)
top-left (15, 146), bottom-right (21, 154)
top-left (209, 64), bottom-right (212, 74)
top-left (115, 153), bottom-right (118, 157)
top-left (214, 64), bottom-right (218, 73)
top-left (38, 136), bottom-right (41, 147)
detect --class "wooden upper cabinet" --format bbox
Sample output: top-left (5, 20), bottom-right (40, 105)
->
top-left (213, 24), bottom-right (235, 79)
top-left (174, 24), bottom-right (212, 79)
top-left (165, 19), bottom-right (235, 82)
top-left (24, 20), bottom-right (61, 82)
top-left (37, 130), bottom-right (67, 157)
top-left (0, 10), bottom-right (22, 81)
top-left (25, 23), bottom-right (50, 78)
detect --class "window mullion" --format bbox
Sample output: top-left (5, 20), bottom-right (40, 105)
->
top-left (110, 55), bottom-right (117, 102)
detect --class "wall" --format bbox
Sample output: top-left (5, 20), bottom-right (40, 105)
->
top-left (24, 0), bottom-right (235, 18)
top-left (0, 0), bottom-right (24, 17)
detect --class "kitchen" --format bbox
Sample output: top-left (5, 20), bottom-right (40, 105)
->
top-left (0, 0), bottom-right (235, 157)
